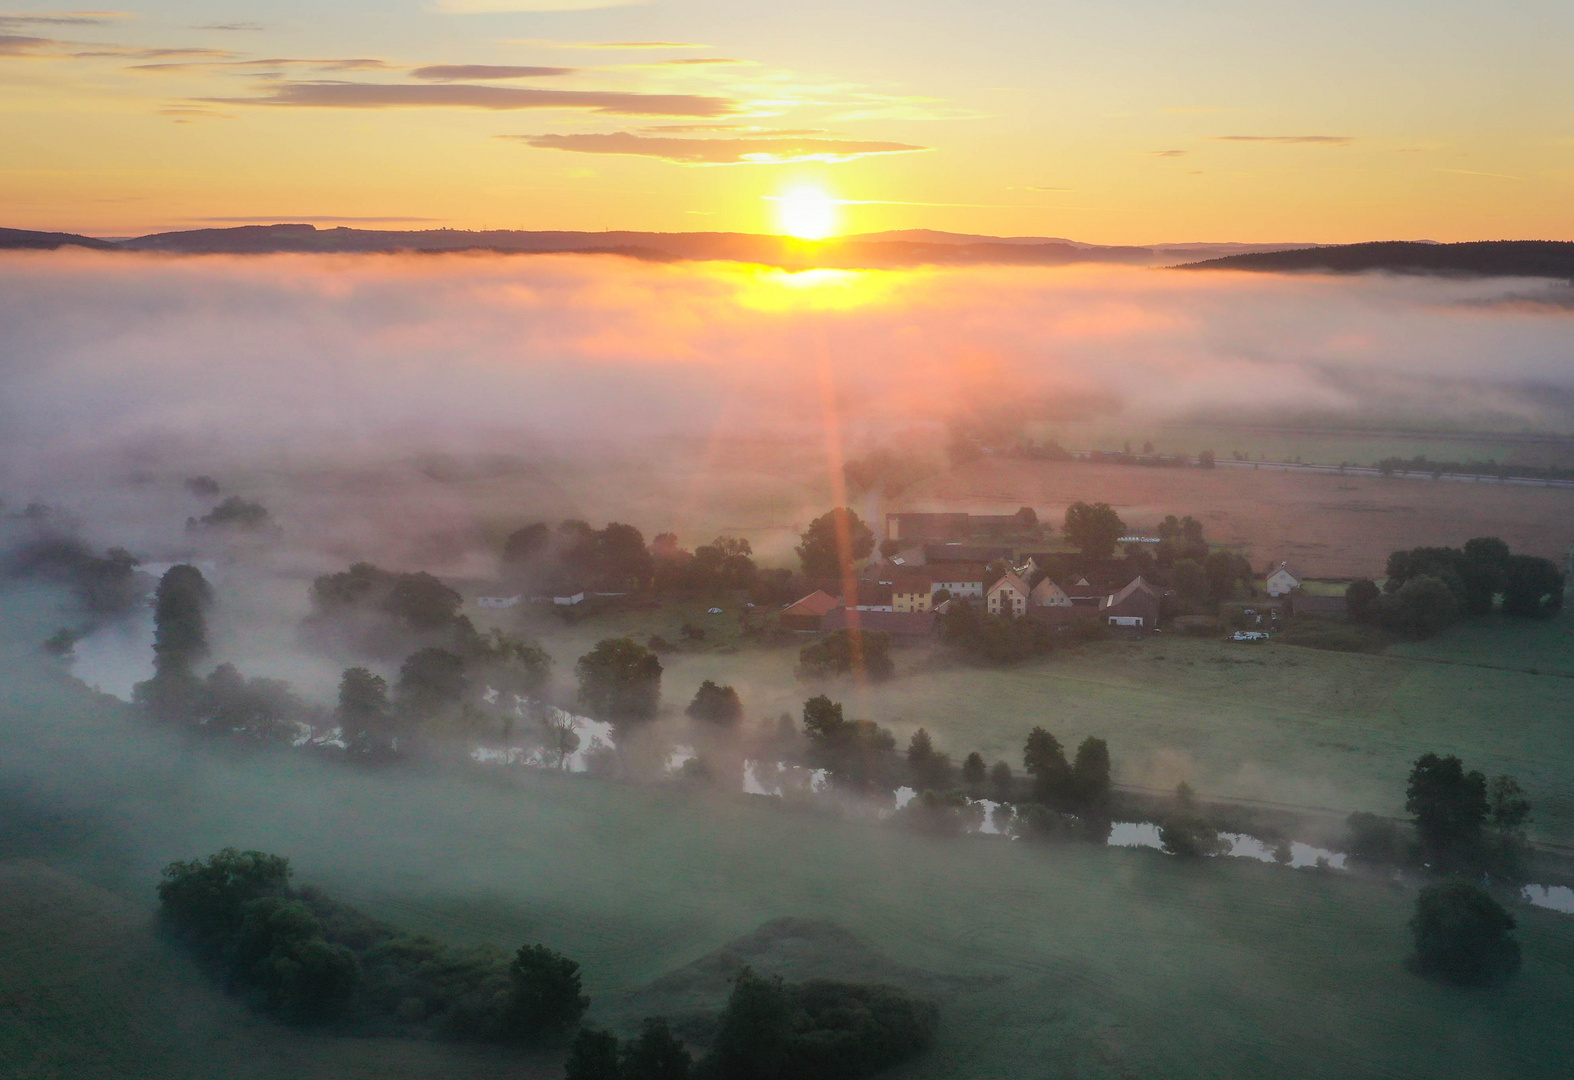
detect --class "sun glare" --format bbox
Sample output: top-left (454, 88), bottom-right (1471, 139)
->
top-left (773, 186), bottom-right (839, 240)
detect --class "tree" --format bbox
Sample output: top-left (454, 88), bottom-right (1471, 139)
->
top-left (1406, 753), bottom-right (1487, 866)
top-left (1198, 449), bottom-right (1215, 469)
top-left (702, 968), bottom-right (796, 1080)
top-left (576, 638), bottom-right (663, 723)
top-left (566, 1028), bottom-right (623, 1080)
top-left (622, 1016), bottom-right (692, 1080)
top-left (395, 647), bottom-right (468, 722)
top-left (988, 760), bottom-right (1014, 801)
top-left (1460, 537), bottom-right (1511, 616)
top-left (384, 572), bottom-right (463, 631)
top-left (1345, 578), bottom-right (1381, 622)
top-left (686, 680), bottom-right (743, 725)
top-left (796, 628), bottom-right (894, 681)
top-left (1487, 774), bottom-right (1531, 832)
top-left (337, 667), bottom-right (392, 755)
top-left (795, 508), bottom-right (875, 577)
top-left (1382, 575), bottom-right (1459, 638)
top-left (1500, 555), bottom-right (1564, 618)
top-left (1346, 811), bottom-right (1399, 863)
top-left (502, 522), bottom-right (551, 566)
top-left (1023, 727), bottom-right (1069, 805)
top-left (232, 896), bottom-right (358, 1021)
top-left (506, 943), bottom-right (589, 1039)
top-left (152, 564), bottom-right (212, 678)
top-left (196, 496), bottom-right (269, 529)
top-left (802, 695), bottom-right (846, 743)
top-left (905, 729), bottom-right (950, 791)
top-left (1160, 783), bottom-right (1226, 857)
top-left (1062, 502), bottom-right (1126, 558)
top-left (1409, 881), bottom-right (1521, 986)
top-left (802, 696), bottom-right (900, 794)
top-left (1069, 737), bottom-right (1111, 815)
top-left (1170, 559), bottom-right (1209, 607)
top-left (961, 752), bottom-right (987, 790)
top-left (157, 847), bottom-right (293, 953)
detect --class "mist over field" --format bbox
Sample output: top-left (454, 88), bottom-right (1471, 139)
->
top-left (3, 251), bottom-right (1574, 492)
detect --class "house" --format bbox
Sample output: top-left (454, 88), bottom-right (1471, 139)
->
top-left (1265, 562), bottom-right (1302, 596)
top-left (822, 608), bottom-right (936, 640)
top-left (1029, 577), bottom-right (1073, 608)
top-left (476, 595), bottom-right (522, 609)
top-left (780, 590), bottom-right (840, 631)
top-left (1100, 576), bottom-right (1161, 631)
top-left (928, 562), bottom-right (987, 599)
top-left (891, 571), bottom-right (933, 613)
top-left (850, 583), bottom-right (895, 612)
top-left (552, 589), bottom-right (585, 606)
top-left (987, 571), bottom-right (1031, 617)
top-left (1291, 595), bottom-right (1348, 618)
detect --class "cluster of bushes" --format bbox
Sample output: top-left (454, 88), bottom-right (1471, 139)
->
top-left (797, 628), bottom-right (895, 680)
top-left (569, 968), bottom-right (937, 1080)
top-left (6, 533), bottom-right (146, 615)
top-left (157, 848), bottom-right (589, 1038)
top-left (1375, 454), bottom-right (1574, 484)
top-left (502, 520), bottom-right (656, 594)
top-left (1343, 537), bottom-right (1564, 638)
top-left (938, 601), bottom-right (1058, 664)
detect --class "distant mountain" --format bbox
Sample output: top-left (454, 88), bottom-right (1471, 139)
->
top-left (0, 227), bottom-right (113, 251)
top-left (95, 223), bottom-right (1321, 268)
top-left (1183, 240), bottom-right (1574, 279)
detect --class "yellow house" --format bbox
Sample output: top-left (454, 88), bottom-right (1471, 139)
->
top-left (892, 571), bottom-right (932, 612)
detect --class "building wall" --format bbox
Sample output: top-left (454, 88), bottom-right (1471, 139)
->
top-left (987, 586), bottom-right (1028, 616)
top-left (1265, 570), bottom-right (1299, 596)
top-left (932, 579), bottom-right (984, 598)
top-left (893, 590), bottom-right (932, 613)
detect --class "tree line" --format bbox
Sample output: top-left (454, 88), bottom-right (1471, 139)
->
top-left (1343, 536), bottom-right (1563, 637)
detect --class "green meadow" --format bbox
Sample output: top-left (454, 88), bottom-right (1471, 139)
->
top-left (517, 604), bottom-right (1574, 847)
top-left (3, 598), bottom-right (1573, 1080)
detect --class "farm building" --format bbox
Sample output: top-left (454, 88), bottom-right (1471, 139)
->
top-left (1100, 576), bottom-right (1161, 632)
top-left (780, 590), bottom-right (840, 631)
top-left (821, 608), bottom-right (936, 640)
top-left (928, 562), bottom-right (987, 598)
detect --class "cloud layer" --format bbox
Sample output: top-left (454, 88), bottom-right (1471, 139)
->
top-left (211, 80), bottom-right (735, 116)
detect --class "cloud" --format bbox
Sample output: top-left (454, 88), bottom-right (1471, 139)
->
top-left (410, 64), bottom-right (575, 80)
top-left (0, 32), bottom-right (55, 53)
top-left (74, 45), bottom-right (238, 60)
top-left (505, 39), bottom-right (710, 49)
top-left (1213, 135), bottom-right (1354, 145)
top-left (1151, 150), bottom-right (1188, 157)
top-left (0, 11), bottom-right (130, 27)
top-left (432, 0), bottom-right (648, 11)
top-left (211, 81), bottom-right (737, 117)
top-left (193, 21), bottom-right (265, 31)
top-left (511, 130), bottom-right (929, 164)
top-left (1439, 168), bottom-right (1522, 181)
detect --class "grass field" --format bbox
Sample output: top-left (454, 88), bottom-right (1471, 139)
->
top-left (2, 632), bottom-right (1573, 1080)
top-left (504, 601), bottom-right (1574, 848)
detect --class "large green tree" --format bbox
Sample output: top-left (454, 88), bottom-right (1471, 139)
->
top-left (1023, 726), bottom-right (1069, 805)
top-left (337, 667), bottom-right (392, 755)
top-left (795, 508), bottom-right (876, 577)
top-left (1062, 502), bottom-right (1126, 558)
top-left (506, 943), bottom-right (589, 1039)
top-left (576, 637), bottom-right (663, 723)
top-left (1070, 736), bottom-right (1112, 815)
top-left (1406, 753), bottom-right (1487, 867)
top-left (685, 680), bottom-right (743, 725)
top-left (152, 564), bottom-right (212, 678)
top-left (1501, 555), bottom-right (1565, 618)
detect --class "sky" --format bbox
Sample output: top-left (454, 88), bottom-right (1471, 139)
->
top-left (2, 0), bottom-right (1572, 241)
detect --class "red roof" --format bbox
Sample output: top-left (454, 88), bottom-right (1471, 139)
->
top-left (781, 590), bottom-right (840, 618)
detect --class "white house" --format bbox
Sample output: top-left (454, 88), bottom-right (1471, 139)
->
top-left (1029, 577), bottom-right (1073, 608)
top-left (1264, 562), bottom-right (1302, 597)
top-left (987, 571), bottom-right (1031, 617)
top-left (929, 562), bottom-right (986, 599)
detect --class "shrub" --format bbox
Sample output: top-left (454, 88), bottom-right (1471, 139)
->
top-left (1409, 881), bottom-right (1521, 986)
top-left (796, 629), bottom-right (895, 681)
top-left (505, 943), bottom-right (589, 1039)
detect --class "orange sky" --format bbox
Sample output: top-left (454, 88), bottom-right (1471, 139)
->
top-left (3, 2), bottom-right (1572, 241)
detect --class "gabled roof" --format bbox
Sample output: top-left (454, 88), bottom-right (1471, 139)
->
top-left (989, 571), bottom-right (1031, 597)
top-left (782, 590), bottom-right (840, 618)
top-left (1266, 561), bottom-right (1303, 581)
top-left (822, 608), bottom-right (936, 637)
top-left (1030, 577), bottom-right (1069, 602)
top-left (923, 543), bottom-right (1013, 564)
top-left (1100, 575), bottom-right (1160, 610)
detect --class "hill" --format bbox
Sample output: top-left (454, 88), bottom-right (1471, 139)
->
top-left (1183, 240), bottom-right (1574, 279)
top-left (0, 227), bottom-right (113, 251)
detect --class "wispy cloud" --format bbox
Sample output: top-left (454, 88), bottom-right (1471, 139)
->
top-left (432, 0), bottom-right (649, 11)
top-left (134, 56), bottom-right (390, 73)
top-left (410, 64), bottom-right (574, 80)
top-left (212, 81), bottom-right (737, 117)
top-left (504, 39), bottom-right (711, 50)
top-left (193, 21), bottom-right (265, 31)
top-left (510, 130), bottom-right (928, 164)
top-left (1213, 135), bottom-right (1354, 145)
top-left (1439, 168), bottom-right (1523, 181)
top-left (0, 11), bottom-right (131, 28)
top-left (1151, 149), bottom-right (1188, 157)
top-left (0, 32), bottom-right (56, 53)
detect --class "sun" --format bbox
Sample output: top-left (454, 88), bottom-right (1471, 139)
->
top-left (773, 185), bottom-right (839, 240)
